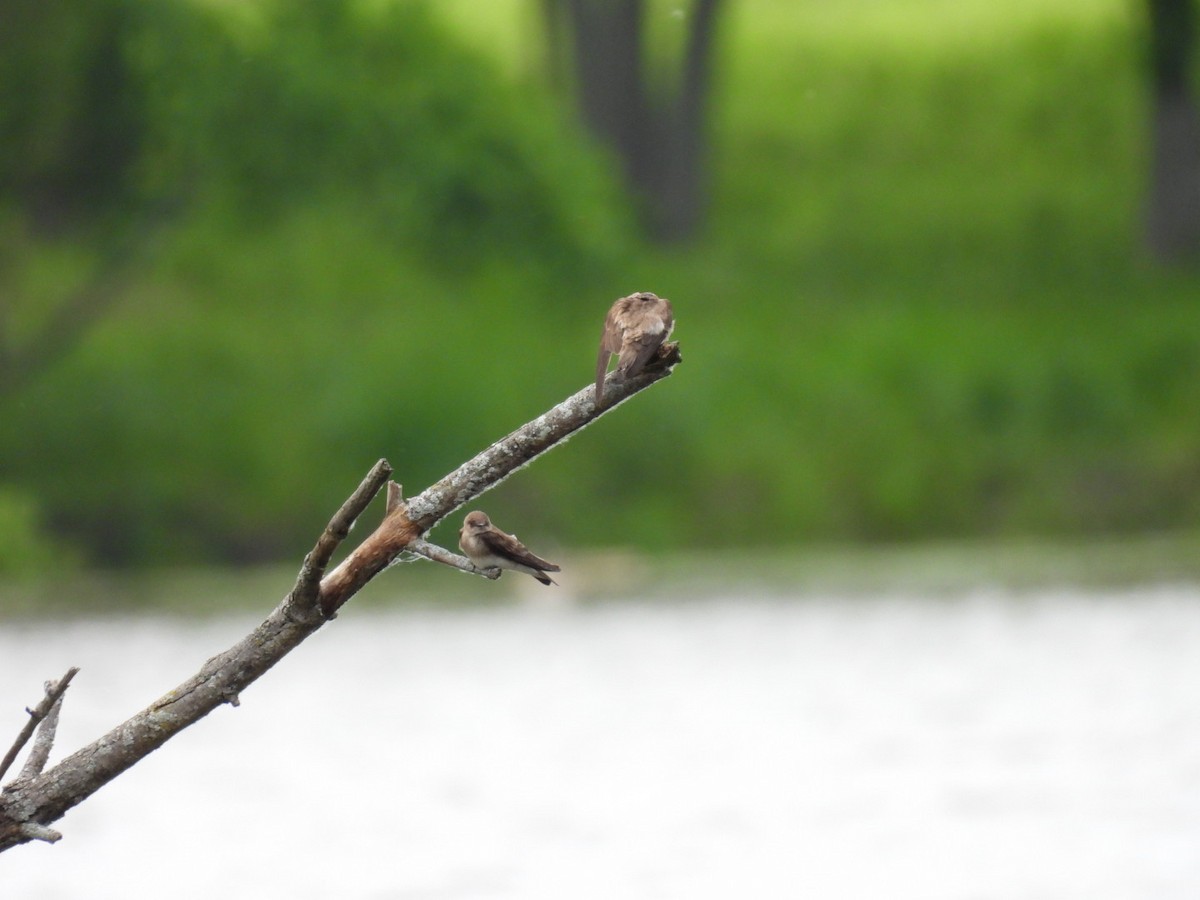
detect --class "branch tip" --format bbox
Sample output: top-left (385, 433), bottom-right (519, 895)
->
top-left (404, 342), bottom-right (681, 532)
top-left (1, 668), bottom-right (80, 785)
top-left (385, 481), bottom-right (405, 515)
top-left (19, 823), bottom-right (62, 843)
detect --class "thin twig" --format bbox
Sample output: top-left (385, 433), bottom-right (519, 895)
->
top-left (0, 668), bottom-right (80, 784)
top-left (19, 677), bottom-right (71, 780)
top-left (17, 823), bottom-right (62, 844)
top-left (385, 481), bottom-right (404, 515)
top-left (406, 538), bottom-right (501, 579)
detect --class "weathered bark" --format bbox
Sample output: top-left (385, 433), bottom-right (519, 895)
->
top-left (0, 669), bottom-right (78, 786)
top-left (1145, 0), bottom-right (1200, 263)
top-left (0, 340), bottom-right (680, 853)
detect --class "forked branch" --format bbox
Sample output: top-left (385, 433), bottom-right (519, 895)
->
top-left (0, 340), bottom-right (680, 853)
top-left (0, 668), bottom-right (79, 784)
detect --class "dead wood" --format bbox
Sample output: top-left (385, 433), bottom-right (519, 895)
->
top-left (0, 341), bottom-right (679, 853)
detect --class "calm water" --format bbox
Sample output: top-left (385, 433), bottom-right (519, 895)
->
top-left (2, 586), bottom-right (1199, 899)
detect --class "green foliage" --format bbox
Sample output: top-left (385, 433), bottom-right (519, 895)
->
top-left (0, 487), bottom-right (67, 578)
top-left (0, 0), bottom-right (146, 230)
top-left (0, 0), bottom-right (632, 565)
top-left (4, 0), bottom-right (1200, 576)
top-left (130, 0), bottom-right (631, 273)
top-left (558, 0), bottom-right (1200, 546)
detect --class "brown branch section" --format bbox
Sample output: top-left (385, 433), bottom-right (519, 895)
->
top-left (0, 340), bottom-right (680, 853)
top-left (290, 458), bottom-right (393, 617)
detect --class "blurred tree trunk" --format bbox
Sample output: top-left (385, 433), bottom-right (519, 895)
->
top-left (542, 0), bottom-right (723, 242)
top-left (1145, 0), bottom-right (1200, 263)
top-left (0, 0), bottom-right (144, 234)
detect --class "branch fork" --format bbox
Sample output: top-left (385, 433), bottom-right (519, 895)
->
top-left (0, 338), bottom-right (680, 852)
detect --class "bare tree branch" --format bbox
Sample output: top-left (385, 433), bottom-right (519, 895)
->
top-left (15, 822), bottom-right (62, 844)
top-left (288, 458), bottom-right (393, 617)
top-left (19, 676), bottom-right (71, 781)
top-left (0, 339), bottom-right (680, 853)
top-left (406, 537), bottom-right (501, 580)
top-left (385, 481), bottom-right (405, 515)
top-left (317, 341), bottom-right (680, 616)
top-left (0, 668), bottom-right (79, 784)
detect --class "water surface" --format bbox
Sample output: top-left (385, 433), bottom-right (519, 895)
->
top-left (2, 586), bottom-right (1198, 898)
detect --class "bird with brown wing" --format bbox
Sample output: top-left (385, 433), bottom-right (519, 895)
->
top-left (594, 291), bottom-right (675, 408)
top-left (459, 510), bottom-right (561, 586)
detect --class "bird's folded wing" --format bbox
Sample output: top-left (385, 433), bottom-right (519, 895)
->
top-left (480, 529), bottom-right (560, 572)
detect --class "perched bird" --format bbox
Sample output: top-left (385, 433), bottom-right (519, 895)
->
top-left (594, 291), bottom-right (675, 407)
top-left (458, 510), bottom-right (561, 586)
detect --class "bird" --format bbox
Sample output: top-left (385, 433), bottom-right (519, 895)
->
top-left (458, 510), bottom-right (561, 586)
top-left (594, 291), bottom-right (675, 407)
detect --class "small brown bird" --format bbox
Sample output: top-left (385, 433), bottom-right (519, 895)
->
top-left (458, 510), bottom-right (561, 586)
top-left (594, 291), bottom-right (675, 407)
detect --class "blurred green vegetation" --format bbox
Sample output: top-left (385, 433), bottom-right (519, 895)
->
top-left (3, 0), bottom-right (1200, 579)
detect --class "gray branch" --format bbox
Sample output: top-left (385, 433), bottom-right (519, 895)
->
top-left (18, 823), bottom-right (62, 844)
top-left (0, 668), bottom-right (79, 783)
top-left (19, 677), bottom-right (70, 780)
top-left (406, 537), bottom-right (501, 580)
top-left (318, 342), bottom-right (680, 614)
top-left (406, 346), bottom-right (679, 530)
top-left (0, 339), bottom-right (680, 853)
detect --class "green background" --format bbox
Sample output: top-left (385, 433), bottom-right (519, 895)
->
top-left (3, 0), bottom-right (1199, 578)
